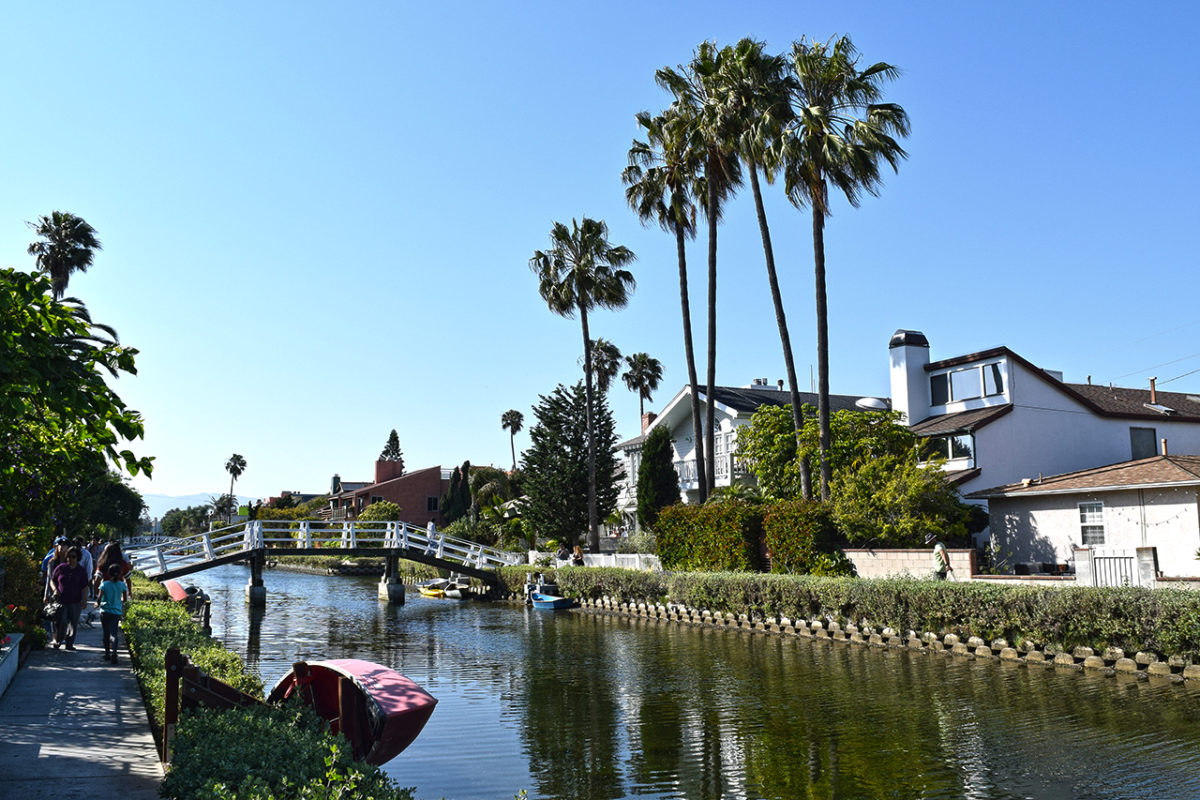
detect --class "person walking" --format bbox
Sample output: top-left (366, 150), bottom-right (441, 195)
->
top-left (51, 546), bottom-right (90, 650)
top-left (926, 532), bottom-right (952, 580)
top-left (95, 541), bottom-right (133, 596)
top-left (97, 563), bottom-right (129, 663)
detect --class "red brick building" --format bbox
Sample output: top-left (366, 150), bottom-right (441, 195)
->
top-left (327, 461), bottom-right (449, 527)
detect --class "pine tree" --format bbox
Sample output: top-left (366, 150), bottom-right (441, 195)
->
top-left (379, 429), bottom-right (405, 472)
top-left (637, 426), bottom-right (680, 530)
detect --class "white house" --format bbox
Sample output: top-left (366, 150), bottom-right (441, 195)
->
top-left (615, 380), bottom-right (887, 530)
top-left (890, 330), bottom-right (1200, 500)
top-left (968, 455), bottom-right (1200, 580)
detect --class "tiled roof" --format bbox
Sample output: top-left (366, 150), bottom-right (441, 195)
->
top-left (1064, 384), bottom-right (1200, 422)
top-left (966, 455), bottom-right (1200, 498)
top-left (909, 405), bottom-right (1011, 436)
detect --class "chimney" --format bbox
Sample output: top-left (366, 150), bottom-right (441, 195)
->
top-left (1150, 377), bottom-right (1157, 404)
top-left (1161, 437), bottom-right (1169, 456)
top-left (777, 379), bottom-right (784, 390)
top-left (331, 474), bottom-right (342, 494)
top-left (375, 459), bottom-right (405, 484)
top-left (641, 411), bottom-right (657, 434)
top-left (889, 330), bottom-right (930, 426)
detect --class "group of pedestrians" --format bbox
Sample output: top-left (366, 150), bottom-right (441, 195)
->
top-left (41, 536), bottom-right (131, 662)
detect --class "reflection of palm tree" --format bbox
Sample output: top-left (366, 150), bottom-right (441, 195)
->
top-left (27, 211), bottom-right (102, 300)
top-left (587, 338), bottom-right (622, 394)
top-left (623, 111), bottom-right (708, 501)
top-left (781, 36), bottom-right (909, 499)
top-left (622, 353), bottom-right (663, 420)
top-left (501, 410), bottom-right (524, 471)
top-left (224, 453), bottom-right (247, 523)
top-left (530, 218), bottom-right (636, 552)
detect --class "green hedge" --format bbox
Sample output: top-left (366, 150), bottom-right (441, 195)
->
top-left (655, 501), bottom-right (763, 572)
top-left (761, 499), bottom-right (837, 574)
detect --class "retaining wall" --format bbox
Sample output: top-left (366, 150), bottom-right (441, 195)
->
top-left (844, 548), bottom-right (976, 579)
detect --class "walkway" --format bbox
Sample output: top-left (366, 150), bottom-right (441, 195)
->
top-left (0, 612), bottom-right (163, 799)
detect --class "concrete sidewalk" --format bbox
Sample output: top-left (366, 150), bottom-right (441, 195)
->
top-left (0, 606), bottom-right (163, 799)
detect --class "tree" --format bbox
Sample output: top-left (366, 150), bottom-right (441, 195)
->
top-left (224, 453), bottom-right (246, 523)
top-left (521, 383), bottom-right (619, 547)
top-left (501, 410), bottom-right (524, 471)
top-left (379, 429), bottom-right (405, 471)
top-left (621, 352), bottom-right (664, 420)
top-left (530, 218), bottom-right (635, 552)
top-left (637, 426), bottom-right (680, 530)
top-left (780, 35), bottom-right (910, 499)
top-left (26, 211), bottom-right (102, 300)
top-left (656, 42), bottom-right (743, 494)
top-left (830, 455), bottom-right (970, 547)
top-left (624, 110), bottom-right (708, 501)
top-left (209, 493), bottom-right (237, 523)
top-left (588, 338), bottom-right (622, 394)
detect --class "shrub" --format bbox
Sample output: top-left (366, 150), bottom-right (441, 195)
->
top-left (655, 501), bottom-right (763, 572)
top-left (761, 499), bottom-right (838, 574)
top-left (357, 501), bottom-right (402, 522)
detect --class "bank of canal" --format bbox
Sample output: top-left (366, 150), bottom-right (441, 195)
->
top-left (192, 564), bottom-right (1200, 800)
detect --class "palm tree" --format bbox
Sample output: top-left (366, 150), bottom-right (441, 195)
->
top-left (622, 352), bottom-right (664, 420)
top-left (26, 211), bottom-right (102, 300)
top-left (656, 42), bottom-right (742, 495)
top-left (781, 35), bottom-right (909, 499)
top-left (587, 338), bottom-right (622, 394)
top-left (501, 409), bottom-right (524, 471)
top-left (623, 110), bottom-right (709, 502)
top-left (224, 453), bottom-right (247, 523)
top-left (530, 217), bottom-right (636, 551)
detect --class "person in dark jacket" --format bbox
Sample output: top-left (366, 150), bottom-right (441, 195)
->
top-left (51, 546), bottom-right (90, 650)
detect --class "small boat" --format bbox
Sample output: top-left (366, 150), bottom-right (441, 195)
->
top-left (267, 659), bottom-right (437, 765)
top-left (530, 591), bottom-right (577, 610)
top-left (418, 586), bottom-right (445, 598)
top-left (443, 576), bottom-right (471, 599)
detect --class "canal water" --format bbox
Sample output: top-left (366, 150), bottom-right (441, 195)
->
top-left (192, 564), bottom-right (1200, 800)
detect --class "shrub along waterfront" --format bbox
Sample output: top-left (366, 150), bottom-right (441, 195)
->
top-left (499, 566), bottom-right (1200, 660)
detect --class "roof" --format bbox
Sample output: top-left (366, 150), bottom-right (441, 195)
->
top-left (350, 465), bottom-right (444, 494)
top-left (708, 386), bottom-right (882, 415)
top-left (909, 405), bottom-right (1012, 436)
top-left (966, 455), bottom-right (1200, 499)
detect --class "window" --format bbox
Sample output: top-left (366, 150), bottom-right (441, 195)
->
top-left (951, 369), bottom-right (981, 401)
top-left (426, 496), bottom-right (439, 513)
top-left (983, 363), bottom-right (1005, 396)
top-left (930, 362), bottom-right (1007, 405)
top-left (1130, 427), bottom-right (1157, 460)
top-left (1079, 502), bottom-right (1105, 546)
top-left (371, 495), bottom-right (383, 505)
top-left (930, 374), bottom-right (949, 405)
top-left (918, 434), bottom-right (974, 463)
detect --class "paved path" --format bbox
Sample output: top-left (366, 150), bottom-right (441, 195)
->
top-left (0, 607), bottom-right (163, 799)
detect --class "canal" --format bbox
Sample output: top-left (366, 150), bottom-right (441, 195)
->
top-left (192, 564), bottom-right (1200, 800)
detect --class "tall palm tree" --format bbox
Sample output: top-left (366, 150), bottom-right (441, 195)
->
top-left (224, 453), bottom-right (247, 523)
top-left (622, 353), bottom-right (664, 420)
top-left (501, 409), bottom-right (524, 471)
top-left (26, 211), bottom-right (102, 300)
top-left (715, 39), bottom-right (813, 499)
top-left (530, 217), bottom-right (636, 551)
top-left (623, 110), bottom-right (709, 502)
top-left (587, 338), bottom-right (622, 394)
top-left (781, 35), bottom-right (909, 499)
top-left (657, 42), bottom-right (742, 495)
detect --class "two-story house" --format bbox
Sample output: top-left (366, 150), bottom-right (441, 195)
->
top-left (326, 461), bottom-right (449, 527)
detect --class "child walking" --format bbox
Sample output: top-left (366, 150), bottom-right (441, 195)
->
top-left (98, 563), bottom-right (129, 664)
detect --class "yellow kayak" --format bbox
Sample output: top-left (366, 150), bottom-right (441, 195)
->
top-left (418, 586), bottom-right (445, 598)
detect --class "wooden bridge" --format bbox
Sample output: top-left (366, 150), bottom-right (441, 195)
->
top-left (126, 520), bottom-right (524, 606)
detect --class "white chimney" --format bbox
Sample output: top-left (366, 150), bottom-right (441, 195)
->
top-left (889, 330), bottom-right (930, 425)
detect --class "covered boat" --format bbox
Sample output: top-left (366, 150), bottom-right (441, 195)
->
top-left (530, 591), bottom-right (576, 610)
top-left (267, 659), bottom-right (437, 765)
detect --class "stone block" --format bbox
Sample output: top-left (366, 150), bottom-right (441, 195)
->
top-left (1182, 664), bottom-right (1200, 680)
top-left (943, 634), bottom-right (960, 647)
top-left (1134, 651), bottom-right (1158, 665)
top-left (869, 633), bottom-right (884, 646)
top-left (990, 639), bottom-right (1009, 651)
top-left (999, 647), bottom-right (1021, 661)
top-left (967, 636), bottom-right (986, 649)
top-left (887, 636), bottom-right (905, 648)
top-left (1148, 662), bottom-right (1173, 677)
top-left (1168, 654), bottom-right (1189, 669)
top-left (974, 646), bottom-right (993, 659)
top-left (1024, 650), bottom-right (1046, 663)
top-left (1114, 657), bottom-right (1139, 672)
top-left (907, 638), bottom-right (924, 651)
top-left (1082, 656), bottom-right (1107, 670)
top-left (815, 628), bottom-right (830, 639)
top-left (1072, 646), bottom-right (1095, 660)
top-left (1054, 652), bottom-right (1078, 666)
top-left (1102, 647), bottom-right (1124, 662)
top-left (928, 640), bottom-right (945, 652)
top-left (951, 643), bottom-right (970, 656)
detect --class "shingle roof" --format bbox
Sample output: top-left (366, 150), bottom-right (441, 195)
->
top-left (966, 455), bottom-right (1200, 498)
top-left (909, 405), bottom-right (1012, 436)
top-left (708, 386), bottom-right (883, 415)
top-left (1064, 384), bottom-right (1200, 422)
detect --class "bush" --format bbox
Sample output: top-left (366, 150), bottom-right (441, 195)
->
top-left (357, 501), bottom-right (402, 522)
top-left (1, 546), bottom-right (44, 640)
top-left (655, 501), bottom-right (763, 572)
top-left (761, 499), bottom-right (840, 575)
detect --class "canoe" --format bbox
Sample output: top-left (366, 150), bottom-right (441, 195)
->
top-left (530, 592), bottom-right (576, 610)
top-left (267, 659), bottom-right (437, 765)
top-left (418, 586), bottom-right (445, 598)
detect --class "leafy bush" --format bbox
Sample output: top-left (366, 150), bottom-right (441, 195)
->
top-left (357, 501), bottom-right (402, 522)
top-left (655, 501), bottom-right (762, 572)
top-left (616, 530), bottom-right (656, 555)
top-left (761, 499), bottom-right (840, 574)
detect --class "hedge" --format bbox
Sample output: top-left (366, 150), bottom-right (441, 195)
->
top-left (655, 501), bottom-right (763, 572)
top-left (761, 499), bottom-right (836, 574)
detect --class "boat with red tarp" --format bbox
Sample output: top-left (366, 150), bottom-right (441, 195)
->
top-left (268, 659), bottom-right (437, 765)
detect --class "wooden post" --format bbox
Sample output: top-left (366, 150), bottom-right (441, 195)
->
top-left (163, 647), bottom-right (182, 762)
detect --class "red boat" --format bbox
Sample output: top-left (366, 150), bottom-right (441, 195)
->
top-left (267, 659), bottom-right (437, 765)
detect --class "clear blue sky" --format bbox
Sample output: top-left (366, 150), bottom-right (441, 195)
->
top-left (3, 2), bottom-right (1199, 501)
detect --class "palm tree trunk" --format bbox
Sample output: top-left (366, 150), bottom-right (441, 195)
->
top-left (704, 168), bottom-right (718, 495)
top-left (509, 434), bottom-right (516, 472)
top-left (676, 222), bottom-right (707, 503)
top-left (580, 306), bottom-right (600, 552)
top-left (812, 202), bottom-right (832, 500)
top-left (228, 474), bottom-right (235, 524)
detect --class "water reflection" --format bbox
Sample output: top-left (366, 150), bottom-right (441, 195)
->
top-left (192, 565), bottom-right (1200, 800)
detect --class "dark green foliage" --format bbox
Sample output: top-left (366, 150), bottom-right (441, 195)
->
top-left (521, 383), bottom-right (619, 544)
top-left (636, 426), bottom-right (679, 530)
top-left (761, 499), bottom-right (847, 575)
top-left (379, 429), bottom-right (405, 470)
top-left (161, 505), bottom-right (212, 538)
top-left (441, 463), bottom-right (469, 524)
top-left (655, 501), bottom-right (762, 572)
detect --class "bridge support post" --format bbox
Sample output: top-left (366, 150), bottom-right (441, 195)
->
top-left (378, 554), bottom-right (405, 605)
top-left (245, 552), bottom-right (267, 607)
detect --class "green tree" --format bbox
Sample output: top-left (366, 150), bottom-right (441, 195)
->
top-left (26, 211), bottom-right (102, 300)
top-left (224, 453), bottom-right (246, 523)
top-left (530, 218), bottom-right (635, 552)
top-left (358, 500), bottom-right (402, 521)
top-left (830, 455), bottom-right (969, 546)
top-left (780, 35), bottom-right (910, 499)
top-left (379, 429), bottom-right (405, 470)
top-left (161, 505), bottom-right (210, 538)
top-left (587, 338), bottom-right (622, 394)
top-left (636, 426), bottom-right (680, 530)
top-left (501, 409), bottom-right (524, 471)
top-left (623, 111), bottom-right (708, 501)
top-left (621, 352), bottom-right (664, 420)
top-left (521, 383), bottom-right (619, 547)
top-left (209, 493), bottom-right (237, 523)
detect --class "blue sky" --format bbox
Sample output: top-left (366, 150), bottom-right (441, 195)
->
top-left (3, 3), bottom-right (1199, 501)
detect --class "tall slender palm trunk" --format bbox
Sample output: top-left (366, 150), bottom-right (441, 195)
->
top-left (812, 202), bottom-right (832, 500)
top-left (704, 172), bottom-right (718, 495)
top-left (580, 306), bottom-right (600, 551)
top-left (675, 222), bottom-right (707, 503)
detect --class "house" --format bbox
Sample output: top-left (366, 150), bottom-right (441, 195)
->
top-left (325, 462), bottom-right (449, 527)
top-left (890, 329), bottom-right (1200, 503)
top-left (968, 455), bottom-right (1200, 580)
top-left (615, 380), bottom-right (888, 530)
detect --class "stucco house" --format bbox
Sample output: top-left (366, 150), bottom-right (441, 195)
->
top-left (326, 461), bottom-right (448, 527)
top-left (968, 455), bottom-right (1200, 581)
top-left (615, 380), bottom-right (888, 530)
